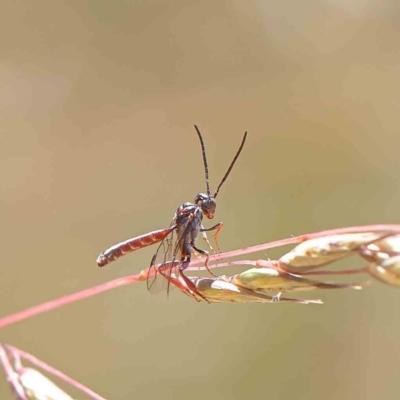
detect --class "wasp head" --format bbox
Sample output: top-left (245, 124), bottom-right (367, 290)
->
top-left (195, 193), bottom-right (216, 219)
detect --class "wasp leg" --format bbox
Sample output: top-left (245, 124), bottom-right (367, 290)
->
top-left (190, 242), bottom-right (219, 278)
top-left (201, 229), bottom-right (213, 251)
top-left (179, 259), bottom-right (210, 303)
top-left (201, 222), bottom-right (223, 254)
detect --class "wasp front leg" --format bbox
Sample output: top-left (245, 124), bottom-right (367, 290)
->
top-left (201, 229), bottom-right (213, 251)
top-left (201, 222), bottom-right (223, 254)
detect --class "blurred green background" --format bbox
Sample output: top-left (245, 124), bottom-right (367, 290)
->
top-left (1, 1), bottom-right (400, 399)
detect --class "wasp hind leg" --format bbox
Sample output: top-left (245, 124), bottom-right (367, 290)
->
top-left (179, 259), bottom-right (211, 303)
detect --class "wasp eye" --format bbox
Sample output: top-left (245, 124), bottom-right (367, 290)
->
top-left (194, 193), bottom-right (207, 204)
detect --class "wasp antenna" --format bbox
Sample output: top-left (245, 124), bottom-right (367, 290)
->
top-left (214, 131), bottom-right (247, 198)
top-left (194, 125), bottom-right (211, 195)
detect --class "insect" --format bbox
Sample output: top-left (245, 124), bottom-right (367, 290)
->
top-left (96, 125), bottom-right (247, 301)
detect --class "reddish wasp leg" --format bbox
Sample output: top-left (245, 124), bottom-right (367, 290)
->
top-left (158, 263), bottom-right (195, 298)
top-left (201, 222), bottom-right (223, 253)
top-left (197, 223), bottom-right (223, 277)
top-left (158, 260), bottom-right (207, 302)
top-left (201, 229), bottom-right (213, 251)
top-left (191, 242), bottom-right (218, 278)
top-left (178, 261), bottom-right (210, 303)
top-left (212, 223), bottom-right (223, 254)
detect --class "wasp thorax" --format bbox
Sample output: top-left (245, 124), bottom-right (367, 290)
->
top-left (195, 193), bottom-right (216, 219)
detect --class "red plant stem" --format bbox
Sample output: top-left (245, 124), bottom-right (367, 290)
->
top-left (202, 260), bottom-right (369, 277)
top-left (1, 224), bottom-right (399, 329)
top-left (296, 267), bottom-right (369, 276)
top-left (185, 224), bottom-right (400, 270)
top-left (0, 274), bottom-right (145, 329)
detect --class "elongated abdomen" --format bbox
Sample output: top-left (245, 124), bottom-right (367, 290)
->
top-left (96, 227), bottom-right (175, 267)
